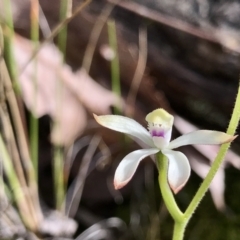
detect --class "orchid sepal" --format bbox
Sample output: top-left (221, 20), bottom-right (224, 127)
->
top-left (93, 114), bottom-right (155, 147)
top-left (167, 130), bottom-right (236, 150)
top-left (114, 148), bottom-right (159, 189)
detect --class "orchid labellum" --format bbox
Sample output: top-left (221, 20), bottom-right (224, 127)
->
top-left (94, 109), bottom-right (235, 193)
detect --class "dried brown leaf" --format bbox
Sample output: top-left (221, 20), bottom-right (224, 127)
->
top-left (13, 35), bottom-right (121, 146)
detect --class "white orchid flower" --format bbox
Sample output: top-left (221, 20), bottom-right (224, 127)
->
top-left (94, 109), bottom-right (235, 193)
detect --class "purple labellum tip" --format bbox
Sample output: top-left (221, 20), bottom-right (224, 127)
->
top-left (151, 130), bottom-right (165, 137)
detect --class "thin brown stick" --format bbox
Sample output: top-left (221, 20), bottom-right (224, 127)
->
top-left (126, 26), bottom-right (148, 117)
top-left (1, 67), bottom-right (42, 231)
top-left (0, 106), bottom-right (26, 188)
top-left (1, 21), bottom-right (42, 226)
top-left (82, 1), bottom-right (118, 73)
top-left (1, 59), bottom-right (42, 225)
top-left (19, 0), bottom-right (92, 74)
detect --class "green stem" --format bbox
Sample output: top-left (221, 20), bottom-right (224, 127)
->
top-left (173, 222), bottom-right (187, 240)
top-left (184, 83), bottom-right (240, 221)
top-left (156, 152), bottom-right (184, 223)
top-left (0, 134), bottom-right (35, 229)
top-left (52, 0), bottom-right (70, 211)
top-left (58, 0), bottom-right (70, 57)
top-left (30, 0), bottom-right (39, 189)
top-left (2, 2), bottom-right (42, 227)
top-left (3, 0), bottom-right (20, 93)
top-left (29, 113), bottom-right (38, 178)
top-left (107, 19), bottom-right (121, 114)
top-left (54, 146), bottom-right (65, 210)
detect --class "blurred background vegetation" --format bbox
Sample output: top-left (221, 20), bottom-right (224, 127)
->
top-left (0, 0), bottom-right (240, 239)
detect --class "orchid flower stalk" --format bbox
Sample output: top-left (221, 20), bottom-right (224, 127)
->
top-left (94, 83), bottom-right (240, 240)
top-left (94, 109), bottom-right (235, 193)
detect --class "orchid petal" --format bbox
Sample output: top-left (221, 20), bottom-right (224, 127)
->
top-left (94, 114), bottom-right (154, 147)
top-left (114, 148), bottom-right (159, 189)
top-left (162, 149), bottom-right (190, 194)
top-left (167, 130), bottom-right (235, 150)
